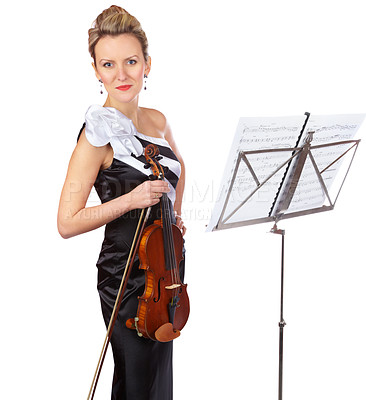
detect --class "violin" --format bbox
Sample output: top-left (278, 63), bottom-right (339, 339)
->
top-left (126, 143), bottom-right (190, 342)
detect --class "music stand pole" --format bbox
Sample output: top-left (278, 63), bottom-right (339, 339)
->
top-left (271, 223), bottom-right (286, 400)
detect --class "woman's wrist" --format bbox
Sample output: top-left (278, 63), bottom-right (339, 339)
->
top-left (120, 192), bottom-right (133, 213)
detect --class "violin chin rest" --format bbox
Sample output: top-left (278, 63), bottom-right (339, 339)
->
top-left (155, 323), bottom-right (180, 342)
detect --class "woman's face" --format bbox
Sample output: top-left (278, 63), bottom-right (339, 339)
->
top-left (93, 34), bottom-right (150, 105)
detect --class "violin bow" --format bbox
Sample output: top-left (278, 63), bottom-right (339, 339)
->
top-left (87, 206), bottom-right (151, 400)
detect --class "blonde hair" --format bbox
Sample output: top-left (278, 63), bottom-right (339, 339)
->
top-left (88, 5), bottom-right (149, 62)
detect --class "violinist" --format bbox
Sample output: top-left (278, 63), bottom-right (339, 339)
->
top-left (57, 5), bottom-right (186, 399)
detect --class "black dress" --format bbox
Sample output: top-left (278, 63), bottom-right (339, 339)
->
top-left (80, 105), bottom-right (184, 400)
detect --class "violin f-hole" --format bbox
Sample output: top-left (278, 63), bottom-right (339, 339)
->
top-left (153, 277), bottom-right (165, 302)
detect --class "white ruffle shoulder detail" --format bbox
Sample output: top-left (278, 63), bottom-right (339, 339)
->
top-left (84, 104), bottom-right (144, 157)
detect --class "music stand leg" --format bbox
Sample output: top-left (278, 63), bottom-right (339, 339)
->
top-left (271, 224), bottom-right (286, 400)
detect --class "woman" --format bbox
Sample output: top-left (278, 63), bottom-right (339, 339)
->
top-left (57, 5), bottom-right (186, 400)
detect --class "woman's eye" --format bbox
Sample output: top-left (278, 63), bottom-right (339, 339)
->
top-left (127, 59), bottom-right (137, 65)
top-left (103, 62), bottom-right (113, 67)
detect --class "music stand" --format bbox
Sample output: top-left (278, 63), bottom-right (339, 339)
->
top-left (207, 112), bottom-right (364, 400)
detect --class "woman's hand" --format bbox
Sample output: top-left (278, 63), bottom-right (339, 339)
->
top-left (174, 212), bottom-right (186, 236)
top-left (125, 180), bottom-right (170, 210)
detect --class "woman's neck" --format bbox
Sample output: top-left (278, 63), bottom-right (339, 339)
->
top-left (104, 96), bottom-right (141, 127)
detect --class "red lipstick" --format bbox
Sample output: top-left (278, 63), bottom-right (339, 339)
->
top-left (116, 85), bottom-right (132, 91)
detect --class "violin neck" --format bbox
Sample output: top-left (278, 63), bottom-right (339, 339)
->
top-left (161, 192), bottom-right (172, 223)
top-left (161, 193), bottom-right (176, 271)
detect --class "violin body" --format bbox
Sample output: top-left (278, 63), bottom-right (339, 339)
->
top-left (132, 219), bottom-right (189, 341)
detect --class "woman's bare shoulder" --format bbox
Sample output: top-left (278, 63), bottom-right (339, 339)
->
top-left (141, 107), bottom-right (168, 131)
top-left (74, 127), bottom-right (113, 171)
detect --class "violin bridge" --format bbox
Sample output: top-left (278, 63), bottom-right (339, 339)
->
top-left (165, 284), bottom-right (181, 290)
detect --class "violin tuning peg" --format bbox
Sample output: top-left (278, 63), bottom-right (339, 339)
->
top-left (144, 163), bottom-right (151, 169)
top-left (156, 156), bottom-right (163, 161)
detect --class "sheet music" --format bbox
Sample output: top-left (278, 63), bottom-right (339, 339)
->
top-left (272, 114), bottom-right (365, 215)
top-left (207, 113), bottom-right (364, 232)
top-left (206, 116), bottom-right (306, 231)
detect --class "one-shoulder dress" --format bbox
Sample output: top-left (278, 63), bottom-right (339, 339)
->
top-left (80, 105), bottom-right (184, 400)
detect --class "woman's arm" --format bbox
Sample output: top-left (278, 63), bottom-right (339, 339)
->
top-left (57, 129), bottom-right (169, 239)
top-left (163, 120), bottom-right (186, 235)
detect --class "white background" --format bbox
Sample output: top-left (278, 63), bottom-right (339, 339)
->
top-left (1, 0), bottom-right (365, 399)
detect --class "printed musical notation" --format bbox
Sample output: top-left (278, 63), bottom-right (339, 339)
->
top-left (275, 114), bottom-right (365, 215)
top-left (206, 115), bottom-right (306, 231)
top-left (206, 113), bottom-right (364, 232)
top-left (304, 114), bottom-right (363, 145)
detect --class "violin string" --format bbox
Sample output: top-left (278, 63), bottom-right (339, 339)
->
top-left (167, 192), bottom-right (180, 288)
top-left (165, 194), bottom-right (179, 289)
top-left (158, 157), bottom-right (179, 301)
top-left (162, 193), bottom-right (175, 284)
top-left (158, 165), bottom-right (176, 282)
top-left (163, 193), bottom-right (180, 295)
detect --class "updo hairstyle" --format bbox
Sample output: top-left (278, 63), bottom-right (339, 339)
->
top-left (88, 5), bottom-right (149, 63)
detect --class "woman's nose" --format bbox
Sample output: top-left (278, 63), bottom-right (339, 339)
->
top-left (116, 66), bottom-right (128, 81)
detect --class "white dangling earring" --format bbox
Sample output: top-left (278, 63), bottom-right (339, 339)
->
top-left (99, 79), bottom-right (103, 94)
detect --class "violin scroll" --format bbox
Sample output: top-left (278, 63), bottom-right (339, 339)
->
top-left (144, 144), bottom-right (164, 180)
